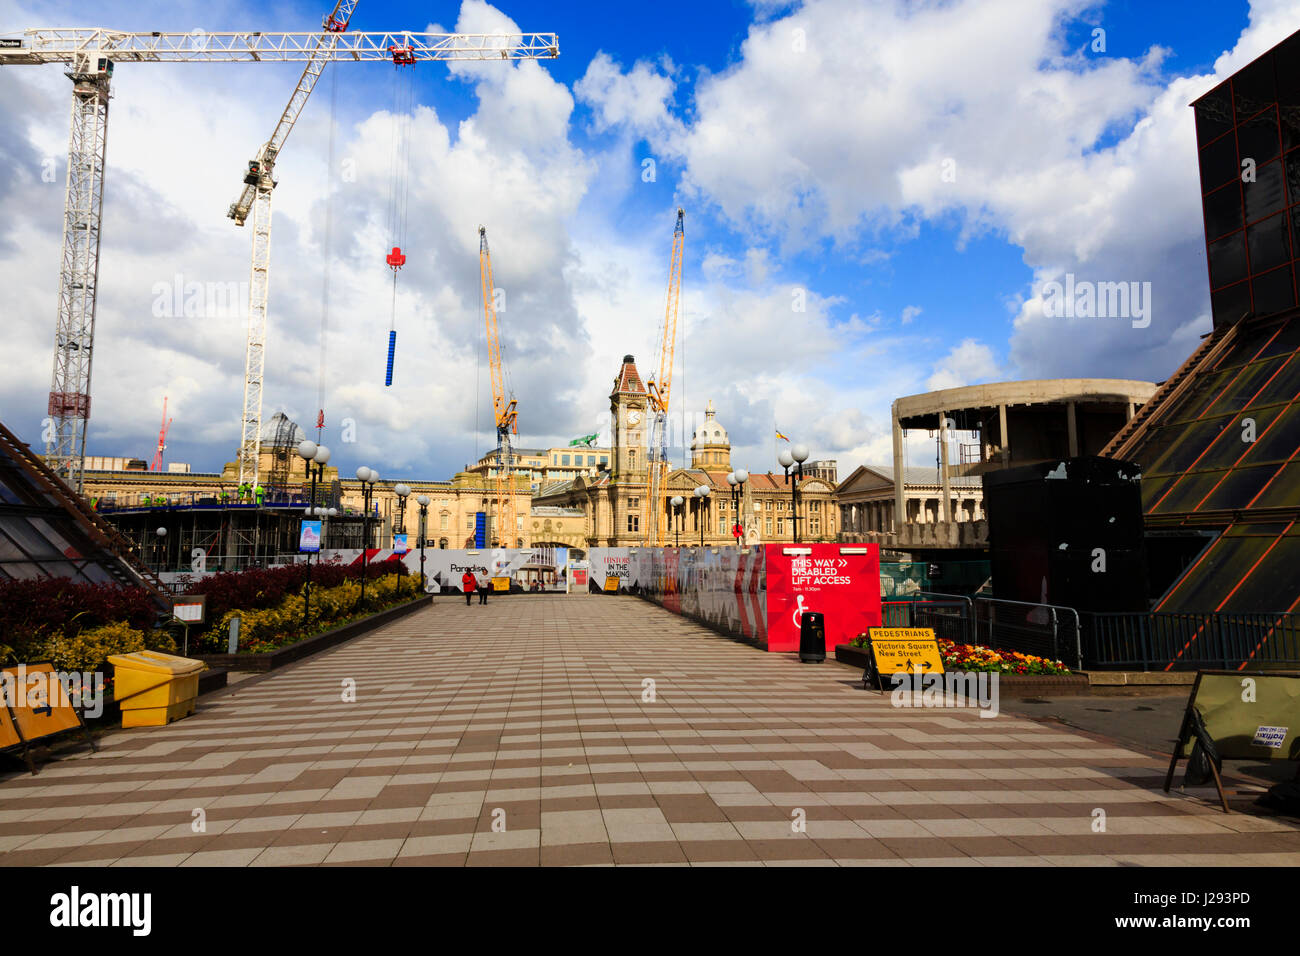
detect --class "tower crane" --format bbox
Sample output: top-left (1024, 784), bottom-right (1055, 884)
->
top-left (226, 0), bottom-right (360, 490)
top-left (478, 226), bottom-right (518, 548)
top-left (149, 396), bottom-right (172, 472)
top-left (643, 208), bottom-right (685, 546)
top-left (0, 26), bottom-right (559, 494)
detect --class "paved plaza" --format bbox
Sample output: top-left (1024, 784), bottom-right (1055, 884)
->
top-left (2, 595), bottom-right (1298, 867)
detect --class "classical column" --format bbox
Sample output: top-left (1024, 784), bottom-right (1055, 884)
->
top-left (892, 405), bottom-right (906, 529)
top-left (1067, 401), bottom-right (1079, 458)
top-left (939, 411), bottom-right (952, 524)
top-left (999, 403), bottom-right (1010, 466)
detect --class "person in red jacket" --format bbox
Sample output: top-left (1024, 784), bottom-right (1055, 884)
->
top-left (461, 570), bottom-right (476, 606)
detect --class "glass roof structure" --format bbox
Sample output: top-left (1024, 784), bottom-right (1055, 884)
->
top-left (1195, 29), bottom-right (1300, 328)
top-left (0, 419), bottom-right (167, 595)
top-left (1104, 33), bottom-right (1300, 615)
top-left (1115, 308), bottom-right (1300, 613)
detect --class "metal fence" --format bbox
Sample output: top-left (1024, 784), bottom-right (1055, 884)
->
top-left (897, 595), bottom-right (1300, 671)
top-left (888, 593), bottom-right (1082, 669)
top-left (1086, 611), bottom-right (1300, 671)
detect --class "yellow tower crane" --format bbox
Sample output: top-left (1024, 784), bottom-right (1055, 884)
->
top-left (479, 226), bottom-right (518, 547)
top-left (643, 208), bottom-right (685, 546)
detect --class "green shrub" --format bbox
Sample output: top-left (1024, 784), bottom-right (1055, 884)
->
top-left (33, 621), bottom-right (147, 671)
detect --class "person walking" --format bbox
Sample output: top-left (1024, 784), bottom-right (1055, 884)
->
top-left (478, 571), bottom-right (490, 605)
top-left (461, 569), bottom-right (476, 607)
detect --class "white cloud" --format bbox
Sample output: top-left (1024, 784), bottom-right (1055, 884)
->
top-left (927, 338), bottom-right (1001, 392)
top-left (576, 0), bottom-right (1300, 385)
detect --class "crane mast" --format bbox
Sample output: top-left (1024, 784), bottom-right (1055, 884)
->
top-left (228, 1), bottom-right (359, 491)
top-left (643, 208), bottom-right (685, 546)
top-left (479, 227), bottom-right (518, 547)
top-left (1, 25), bottom-right (558, 492)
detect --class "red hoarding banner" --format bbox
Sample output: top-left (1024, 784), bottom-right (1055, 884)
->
top-left (763, 544), bottom-right (881, 653)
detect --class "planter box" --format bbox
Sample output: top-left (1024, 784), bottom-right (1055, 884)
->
top-left (834, 644), bottom-right (1089, 697)
top-left (195, 595), bottom-right (433, 672)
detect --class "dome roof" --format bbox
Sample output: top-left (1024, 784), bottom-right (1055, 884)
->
top-left (262, 412), bottom-right (307, 447)
top-left (690, 400), bottom-right (729, 450)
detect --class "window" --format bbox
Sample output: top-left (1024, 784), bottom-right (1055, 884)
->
top-left (600, 455), bottom-right (609, 464)
top-left (440, 514), bottom-right (448, 530)
top-left (811, 518), bottom-right (821, 536)
top-left (627, 513), bottom-right (639, 533)
top-left (629, 450), bottom-right (637, 468)
top-left (777, 518), bottom-right (784, 535)
top-left (552, 454), bottom-right (558, 464)
top-left (719, 518), bottom-right (727, 535)
top-left (562, 454), bottom-right (571, 466)
top-left (765, 517), bottom-right (773, 534)
top-left (587, 455), bottom-right (596, 466)
top-left (766, 500), bottom-right (773, 511)
top-left (466, 517), bottom-right (473, 529)
top-left (628, 497), bottom-right (639, 508)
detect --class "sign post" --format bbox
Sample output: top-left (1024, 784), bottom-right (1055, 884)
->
top-left (171, 595), bottom-right (206, 657)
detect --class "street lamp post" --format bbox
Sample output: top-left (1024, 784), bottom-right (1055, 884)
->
top-left (779, 444), bottom-right (810, 543)
top-left (154, 526), bottom-right (167, 571)
top-left (355, 466), bottom-right (379, 609)
top-left (297, 441), bottom-right (332, 625)
top-left (393, 483), bottom-right (411, 539)
top-left (693, 484), bottom-right (710, 548)
top-left (670, 495), bottom-right (684, 548)
top-left (416, 494), bottom-right (430, 591)
top-left (726, 470), bottom-right (748, 546)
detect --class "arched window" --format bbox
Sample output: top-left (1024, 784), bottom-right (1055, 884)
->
top-left (439, 538), bottom-right (448, 549)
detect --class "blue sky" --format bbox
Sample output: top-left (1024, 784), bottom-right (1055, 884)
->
top-left (0, 0), bottom-right (1293, 482)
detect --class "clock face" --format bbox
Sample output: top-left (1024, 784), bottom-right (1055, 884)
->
top-left (627, 411), bottom-right (642, 426)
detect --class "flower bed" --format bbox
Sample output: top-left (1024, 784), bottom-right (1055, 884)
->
top-left (0, 558), bottom-right (414, 670)
top-left (849, 634), bottom-right (1070, 675)
top-left (174, 557), bottom-right (408, 627)
top-left (197, 571), bottom-right (422, 654)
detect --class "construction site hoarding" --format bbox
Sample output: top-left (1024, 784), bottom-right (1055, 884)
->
top-left (625, 543), bottom-right (882, 653)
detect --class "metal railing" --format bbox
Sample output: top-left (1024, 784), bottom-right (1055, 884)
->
top-left (884, 591), bottom-right (1300, 672)
top-left (975, 596), bottom-right (1082, 670)
top-left (94, 489), bottom-right (379, 515)
top-left (1086, 611), bottom-right (1300, 671)
top-left (895, 592), bottom-right (1082, 669)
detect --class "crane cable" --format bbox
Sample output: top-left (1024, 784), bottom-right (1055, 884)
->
top-left (383, 55), bottom-right (415, 386)
top-left (317, 65), bottom-right (339, 437)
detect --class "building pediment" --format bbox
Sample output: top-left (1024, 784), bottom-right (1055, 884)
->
top-left (836, 464), bottom-right (894, 495)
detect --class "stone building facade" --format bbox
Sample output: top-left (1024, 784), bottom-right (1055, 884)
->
top-left (533, 355), bottom-right (837, 547)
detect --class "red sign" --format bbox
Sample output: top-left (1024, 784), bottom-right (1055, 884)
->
top-left (732, 524), bottom-right (743, 539)
top-left (762, 544), bottom-right (881, 653)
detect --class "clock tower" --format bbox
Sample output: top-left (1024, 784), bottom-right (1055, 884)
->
top-left (610, 354), bottom-right (648, 483)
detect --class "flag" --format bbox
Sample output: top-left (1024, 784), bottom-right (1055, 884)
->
top-left (775, 430), bottom-right (790, 442)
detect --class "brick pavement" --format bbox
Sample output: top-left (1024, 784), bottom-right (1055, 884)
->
top-left (2, 594), bottom-right (1298, 867)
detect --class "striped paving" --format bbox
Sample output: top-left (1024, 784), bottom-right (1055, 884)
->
top-left (2, 594), bottom-right (1297, 867)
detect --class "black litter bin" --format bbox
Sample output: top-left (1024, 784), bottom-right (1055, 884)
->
top-left (799, 611), bottom-right (826, 663)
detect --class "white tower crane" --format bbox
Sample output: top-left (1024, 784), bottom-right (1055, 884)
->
top-left (0, 26), bottom-right (560, 493)
top-left (227, 1), bottom-right (359, 490)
